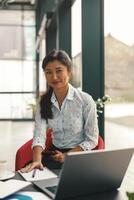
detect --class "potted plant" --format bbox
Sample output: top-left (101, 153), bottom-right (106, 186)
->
top-left (96, 95), bottom-right (111, 115)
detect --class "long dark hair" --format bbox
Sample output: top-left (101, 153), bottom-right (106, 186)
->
top-left (40, 49), bottom-right (72, 120)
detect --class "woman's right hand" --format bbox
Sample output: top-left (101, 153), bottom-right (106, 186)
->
top-left (20, 161), bottom-right (44, 173)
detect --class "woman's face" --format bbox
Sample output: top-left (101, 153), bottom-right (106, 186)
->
top-left (44, 60), bottom-right (71, 91)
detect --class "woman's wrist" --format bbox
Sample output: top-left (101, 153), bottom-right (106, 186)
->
top-left (33, 154), bottom-right (42, 163)
top-left (32, 159), bottom-right (42, 163)
top-left (69, 145), bottom-right (83, 153)
top-left (33, 146), bottom-right (43, 163)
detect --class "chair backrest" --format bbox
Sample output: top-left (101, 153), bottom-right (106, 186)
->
top-left (15, 132), bottom-right (104, 171)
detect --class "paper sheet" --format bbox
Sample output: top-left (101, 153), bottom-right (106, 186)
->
top-left (19, 167), bottom-right (57, 182)
top-left (0, 179), bottom-right (31, 199)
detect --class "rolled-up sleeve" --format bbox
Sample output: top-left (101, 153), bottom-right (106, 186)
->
top-left (32, 103), bottom-right (47, 149)
top-left (79, 96), bottom-right (99, 151)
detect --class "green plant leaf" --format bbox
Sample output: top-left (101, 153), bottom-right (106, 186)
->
top-left (126, 192), bottom-right (134, 200)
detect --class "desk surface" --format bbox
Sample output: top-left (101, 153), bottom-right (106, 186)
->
top-left (14, 156), bottom-right (134, 200)
top-left (13, 153), bottom-right (134, 199)
top-left (14, 172), bottom-right (129, 200)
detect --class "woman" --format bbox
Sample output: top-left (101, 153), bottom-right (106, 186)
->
top-left (21, 49), bottom-right (99, 172)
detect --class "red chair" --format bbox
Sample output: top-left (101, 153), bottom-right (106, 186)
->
top-left (92, 135), bottom-right (104, 150)
top-left (15, 132), bottom-right (104, 171)
top-left (15, 129), bottom-right (52, 171)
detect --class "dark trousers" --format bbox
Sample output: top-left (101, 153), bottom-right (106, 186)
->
top-left (42, 144), bottom-right (72, 170)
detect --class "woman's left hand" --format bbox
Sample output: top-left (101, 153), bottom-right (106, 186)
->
top-left (51, 150), bottom-right (66, 163)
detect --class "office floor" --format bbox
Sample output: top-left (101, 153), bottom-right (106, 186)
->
top-left (0, 121), bottom-right (34, 171)
top-left (0, 103), bottom-right (134, 171)
top-left (105, 103), bottom-right (134, 149)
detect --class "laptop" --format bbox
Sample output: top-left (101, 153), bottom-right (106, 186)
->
top-left (33, 148), bottom-right (134, 200)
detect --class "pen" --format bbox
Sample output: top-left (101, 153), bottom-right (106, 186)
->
top-left (32, 169), bottom-right (37, 178)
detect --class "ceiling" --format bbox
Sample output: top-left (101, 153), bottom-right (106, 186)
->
top-left (0, 0), bottom-right (37, 9)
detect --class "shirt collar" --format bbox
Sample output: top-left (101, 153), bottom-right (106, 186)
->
top-left (66, 83), bottom-right (75, 100)
top-left (51, 92), bottom-right (57, 104)
top-left (51, 83), bottom-right (75, 104)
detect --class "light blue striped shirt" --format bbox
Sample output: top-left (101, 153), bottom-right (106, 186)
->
top-left (32, 84), bottom-right (99, 151)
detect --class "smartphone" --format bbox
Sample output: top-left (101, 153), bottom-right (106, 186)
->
top-left (42, 150), bottom-right (56, 156)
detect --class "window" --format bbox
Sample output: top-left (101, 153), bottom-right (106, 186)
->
top-left (104, 0), bottom-right (134, 148)
top-left (0, 10), bottom-right (36, 119)
top-left (71, 0), bottom-right (82, 89)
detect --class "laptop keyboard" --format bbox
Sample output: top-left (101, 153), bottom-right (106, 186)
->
top-left (46, 186), bottom-right (58, 194)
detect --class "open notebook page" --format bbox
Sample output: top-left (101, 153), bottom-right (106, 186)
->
top-left (19, 167), bottom-right (57, 182)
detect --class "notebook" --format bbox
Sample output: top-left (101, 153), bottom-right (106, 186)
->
top-left (33, 148), bottom-right (134, 200)
top-left (19, 167), bottom-right (57, 182)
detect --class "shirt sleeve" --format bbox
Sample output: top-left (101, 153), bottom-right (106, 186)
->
top-left (79, 95), bottom-right (99, 151)
top-left (32, 102), bottom-right (47, 150)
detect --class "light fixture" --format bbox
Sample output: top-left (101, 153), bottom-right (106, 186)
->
top-left (30, 0), bottom-right (35, 5)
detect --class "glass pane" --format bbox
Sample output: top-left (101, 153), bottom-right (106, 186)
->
top-left (71, 0), bottom-right (82, 89)
top-left (72, 54), bottom-right (82, 88)
top-left (71, 0), bottom-right (81, 57)
top-left (0, 26), bottom-right (35, 60)
top-left (0, 26), bottom-right (22, 59)
top-left (23, 11), bottom-right (35, 26)
top-left (23, 61), bottom-right (36, 91)
top-left (0, 10), bottom-right (22, 25)
top-left (0, 60), bottom-right (35, 92)
top-left (0, 10), bottom-right (36, 119)
top-left (0, 94), bottom-right (35, 119)
top-left (104, 0), bottom-right (134, 149)
top-left (39, 37), bottom-right (47, 93)
top-left (0, 10), bottom-right (35, 26)
top-left (105, 0), bottom-right (134, 101)
top-left (0, 60), bottom-right (22, 91)
top-left (23, 27), bottom-right (36, 60)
